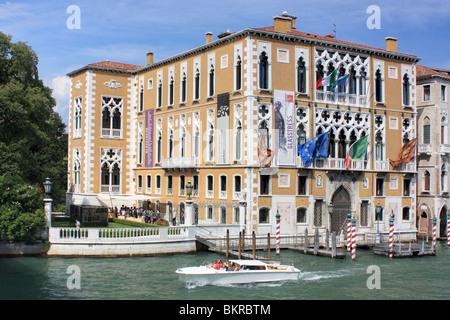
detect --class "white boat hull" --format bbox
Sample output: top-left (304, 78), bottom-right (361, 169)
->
top-left (176, 265), bottom-right (300, 285)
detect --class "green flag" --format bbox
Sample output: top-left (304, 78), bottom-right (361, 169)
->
top-left (345, 135), bottom-right (369, 170)
top-left (329, 69), bottom-right (339, 87)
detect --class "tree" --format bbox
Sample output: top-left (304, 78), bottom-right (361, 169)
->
top-left (0, 32), bottom-right (67, 240)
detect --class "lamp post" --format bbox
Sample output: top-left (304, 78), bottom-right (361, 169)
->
top-left (185, 181), bottom-right (194, 226)
top-left (43, 177), bottom-right (52, 228)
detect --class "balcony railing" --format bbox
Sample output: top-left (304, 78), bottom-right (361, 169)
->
top-left (316, 90), bottom-right (367, 107)
top-left (402, 162), bottom-right (416, 172)
top-left (296, 157), bottom-right (367, 170)
top-left (162, 157), bottom-right (199, 169)
top-left (418, 144), bottom-right (432, 154)
top-left (375, 160), bottom-right (390, 171)
top-left (101, 185), bottom-right (120, 194)
top-left (440, 144), bottom-right (450, 154)
top-left (101, 128), bottom-right (122, 138)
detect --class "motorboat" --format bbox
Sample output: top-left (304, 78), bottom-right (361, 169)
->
top-left (176, 259), bottom-right (300, 285)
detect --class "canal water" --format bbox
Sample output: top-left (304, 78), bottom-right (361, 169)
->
top-left (0, 242), bottom-right (448, 300)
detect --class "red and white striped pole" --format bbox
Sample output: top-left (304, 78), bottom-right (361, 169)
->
top-left (432, 215), bottom-right (437, 252)
top-left (447, 211), bottom-right (450, 247)
top-left (276, 211), bottom-right (281, 255)
top-left (347, 213), bottom-right (352, 252)
top-left (389, 212), bottom-right (395, 258)
top-left (351, 216), bottom-right (356, 261)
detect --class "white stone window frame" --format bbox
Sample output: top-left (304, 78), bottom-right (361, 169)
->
top-left (257, 41), bottom-right (272, 92)
top-left (233, 43), bottom-right (243, 93)
top-left (73, 96), bottom-right (83, 139)
top-left (101, 96), bottom-right (123, 139)
top-left (167, 66), bottom-right (175, 108)
top-left (295, 46), bottom-right (309, 95)
top-left (373, 59), bottom-right (386, 104)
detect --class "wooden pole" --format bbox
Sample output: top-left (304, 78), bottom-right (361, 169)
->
top-left (226, 229), bottom-right (229, 258)
top-left (314, 228), bottom-right (319, 255)
top-left (304, 228), bottom-right (308, 254)
top-left (267, 233), bottom-right (271, 261)
top-left (332, 231), bottom-right (336, 258)
top-left (252, 231), bottom-right (256, 260)
top-left (238, 231), bottom-right (242, 259)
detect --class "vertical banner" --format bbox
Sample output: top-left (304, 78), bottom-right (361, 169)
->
top-left (217, 93), bottom-right (230, 164)
top-left (274, 90), bottom-right (295, 166)
top-left (145, 109), bottom-right (154, 167)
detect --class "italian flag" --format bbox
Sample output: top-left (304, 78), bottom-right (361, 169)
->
top-left (344, 135), bottom-right (369, 170)
top-left (316, 68), bottom-right (338, 89)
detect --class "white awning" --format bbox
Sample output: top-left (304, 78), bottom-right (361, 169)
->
top-left (71, 194), bottom-right (109, 207)
top-left (96, 194), bottom-right (159, 208)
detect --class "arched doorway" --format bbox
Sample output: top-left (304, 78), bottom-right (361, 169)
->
top-left (439, 205), bottom-right (448, 239)
top-left (331, 186), bottom-right (351, 235)
top-left (417, 204), bottom-right (431, 237)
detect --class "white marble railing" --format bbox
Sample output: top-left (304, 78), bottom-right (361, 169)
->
top-left (49, 227), bottom-right (195, 243)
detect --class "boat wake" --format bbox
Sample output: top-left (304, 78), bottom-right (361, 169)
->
top-left (299, 269), bottom-right (351, 281)
top-left (183, 280), bottom-right (286, 289)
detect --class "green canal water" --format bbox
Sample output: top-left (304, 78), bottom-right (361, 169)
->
top-left (0, 242), bottom-right (448, 300)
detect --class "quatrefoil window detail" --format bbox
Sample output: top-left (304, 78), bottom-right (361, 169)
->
top-left (259, 104), bottom-right (270, 118)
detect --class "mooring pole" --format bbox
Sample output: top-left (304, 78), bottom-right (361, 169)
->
top-left (332, 231), bottom-right (336, 258)
top-left (267, 233), bottom-right (271, 261)
top-left (432, 216), bottom-right (437, 253)
top-left (238, 231), bottom-right (242, 259)
top-left (226, 229), bottom-right (229, 258)
top-left (252, 231), bottom-right (256, 260)
top-left (276, 211), bottom-right (281, 255)
top-left (389, 213), bottom-right (395, 258)
top-left (304, 228), bottom-right (308, 254)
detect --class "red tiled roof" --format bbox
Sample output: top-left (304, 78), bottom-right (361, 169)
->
top-left (416, 64), bottom-right (450, 79)
top-left (251, 26), bottom-right (418, 58)
top-left (88, 61), bottom-right (143, 71)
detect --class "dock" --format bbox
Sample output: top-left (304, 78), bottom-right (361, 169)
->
top-left (372, 242), bottom-right (435, 257)
top-left (196, 228), bottom-right (346, 260)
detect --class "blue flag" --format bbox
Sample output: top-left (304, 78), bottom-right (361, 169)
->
top-left (330, 74), bottom-right (350, 92)
top-left (298, 132), bottom-right (329, 166)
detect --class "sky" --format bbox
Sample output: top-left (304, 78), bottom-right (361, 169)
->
top-left (1, 0), bottom-right (449, 128)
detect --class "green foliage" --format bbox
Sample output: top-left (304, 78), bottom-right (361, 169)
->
top-left (0, 32), bottom-right (67, 241)
top-left (0, 174), bottom-right (46, 241)
top-left (0, 32), bottom-right (67, 206)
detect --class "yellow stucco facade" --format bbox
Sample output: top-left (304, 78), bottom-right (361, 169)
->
top-left (66, 12), bottom-right (421, 239)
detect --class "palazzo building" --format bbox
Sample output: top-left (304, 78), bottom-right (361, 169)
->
top-left (416, 65), bottom-right (449, 239)
top-left (66, 12), bottom-right (421, 240)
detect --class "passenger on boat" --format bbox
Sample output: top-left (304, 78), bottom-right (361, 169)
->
top-left (213, 259), bottom-right (220, 270)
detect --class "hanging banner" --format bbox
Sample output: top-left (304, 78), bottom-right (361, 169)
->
top-left (217, 92), bottom-right (230, 164)
top-left (274, 90), bottom-right (295, 166)
top-left (145, 109), bottom-right (154, 167)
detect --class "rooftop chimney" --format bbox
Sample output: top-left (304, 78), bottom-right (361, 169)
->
top-left (273, 11), bottom-right (297, 33)
top-left (385, 37), bottom-right (397, 52)
top-left (146, 51), bottom-right (154, 65)
top-left (206, 32), bottom-right (213, 44)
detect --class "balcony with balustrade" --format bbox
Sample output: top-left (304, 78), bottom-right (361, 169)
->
top-left (418, 144), bottom-right (432, 155)
top-left (316, 90), bottom-right (367, 107)
top-left (440, 144), bottom-right (450, 155)
top-left (162, 157), bottom-right (199, 170)
top-left (296, 156), bottom-right (368, 171)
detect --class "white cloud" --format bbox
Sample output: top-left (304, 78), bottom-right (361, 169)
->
top-left (50, 75), bottom-right (70, 124)
top-left (51, 75), bottom-right (70, 100)
top-left (0, 2), bottom-right (31, 19)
